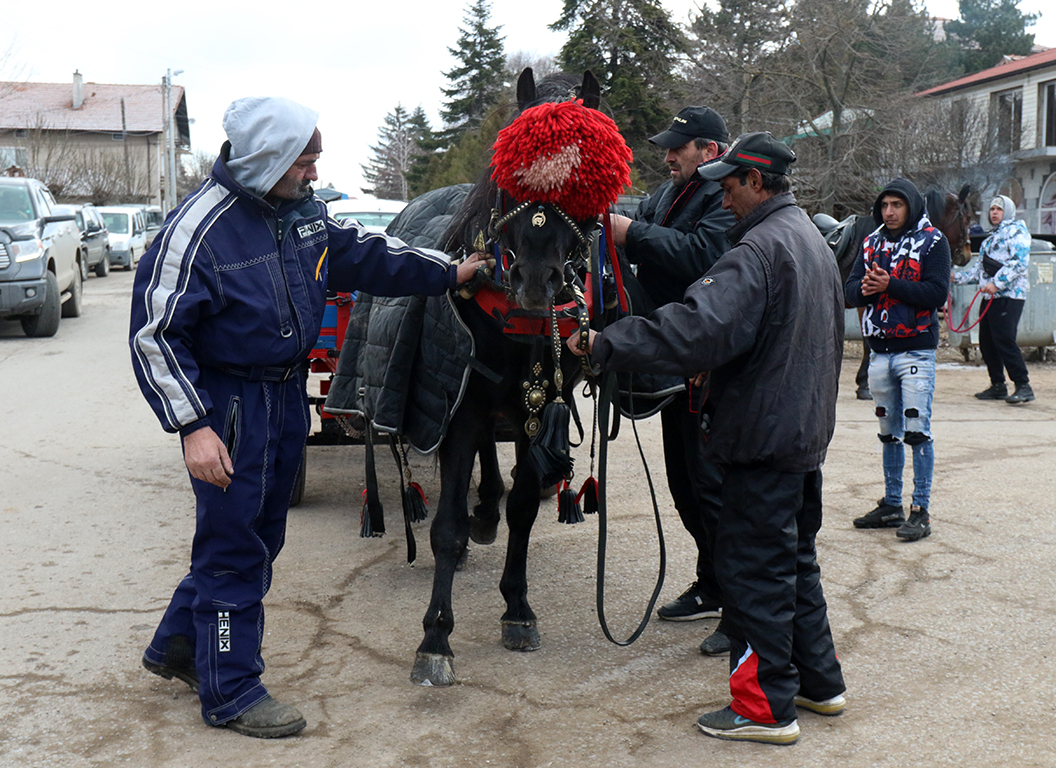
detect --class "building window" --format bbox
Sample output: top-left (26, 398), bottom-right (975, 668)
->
top-left (1043, 81), bottom-right (1056, 148)
top-left (112, 133), bottom-right (124, 141)
top-left (1040, 174), bottom-right (1056, 235)
top-left (989, 88), bottom-right (1023, 154)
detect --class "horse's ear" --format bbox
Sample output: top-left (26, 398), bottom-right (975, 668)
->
top-left (517, 68), bottom-right (536, 111)
top-left (958, 183), bottom-right (970, 204)
top-left (580, 70), bottom-right (601, 110)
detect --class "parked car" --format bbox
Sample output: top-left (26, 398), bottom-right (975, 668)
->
top-left (129, 204), bottom-right (164, 249)
top-left (0, 176), bottom-right (82, 337)
top-left (71, 204), bottom-right (112, 278)
top-left (98, 206), bottom-right (147, 270)
top-left (326, 198), bottom-right (407, 233)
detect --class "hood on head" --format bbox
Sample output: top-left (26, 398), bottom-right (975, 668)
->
top-left (990, 194), bottom-right (1017, 225)
top-left (223, 97), bottom-right (319, 197)
top-left (873, 178), bottom-right (925, 231)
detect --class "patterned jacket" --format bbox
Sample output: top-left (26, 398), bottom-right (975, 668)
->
top-left (954, 218), bottom-right (1031, 300)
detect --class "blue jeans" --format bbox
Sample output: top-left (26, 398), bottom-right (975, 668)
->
top-left (868, 349), bottom-right (935, 510)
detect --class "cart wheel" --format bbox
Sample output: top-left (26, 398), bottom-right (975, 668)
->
top-left (290, 444), bottom-right (307, 507)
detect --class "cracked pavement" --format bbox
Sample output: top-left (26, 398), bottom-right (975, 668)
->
top-left (2, 272), bottom-right (1055, 767)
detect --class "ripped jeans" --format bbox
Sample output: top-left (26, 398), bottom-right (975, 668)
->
top-left (868, 349), bottom-right (935, 510)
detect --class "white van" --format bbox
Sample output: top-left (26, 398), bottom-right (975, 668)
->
top-left (326, 198), bottom-right (406, 233)
top-left (98, 206), bottom-right (148, 270)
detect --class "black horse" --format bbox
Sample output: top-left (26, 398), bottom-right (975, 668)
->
top-left (328, 68), bottom-right (631, 686)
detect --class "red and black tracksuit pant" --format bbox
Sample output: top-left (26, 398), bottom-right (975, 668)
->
top-left (716, 464), bottom-right (845, 723)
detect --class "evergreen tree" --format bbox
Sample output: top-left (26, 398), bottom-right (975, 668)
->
top-left (361, 104), bottom-right (428, 201)
top-left (945, 0), bottom-right (1038, 74)
top-left (551, 0), bottom-right (683, 191)
top-left (439, 0), bottom-right (507, 147)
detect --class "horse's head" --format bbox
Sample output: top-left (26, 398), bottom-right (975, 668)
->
top-left (927, 184), bottom-right (973, 267)
top-left (481, 69), bottom-right (629, 310)
top-left (490, 197), bottom-right (596, 310)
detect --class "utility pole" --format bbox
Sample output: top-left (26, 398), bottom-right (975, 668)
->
top-left (162, 69), bottom-right (183, 212)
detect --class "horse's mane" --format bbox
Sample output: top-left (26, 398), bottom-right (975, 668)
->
top-left (441, 72), bottom-right (603, 253)
top-left (923, 187), bottom-right (948, 226)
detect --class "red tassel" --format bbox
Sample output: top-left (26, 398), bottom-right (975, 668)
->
top-left (577, 476), bottom-right (599, 515)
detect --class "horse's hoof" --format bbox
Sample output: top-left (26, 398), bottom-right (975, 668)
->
top-left (470, 512), bottom-right (498, 545)
top-left (502, 620), bottom-right (540, 651)
top-left (411, 653), bottom-right (456, 686)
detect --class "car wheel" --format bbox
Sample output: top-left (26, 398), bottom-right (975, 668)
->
top-left (95, 250), bottom-right (110, 278)
top-left (21, 271), bottom-right (61, 337)
top-left (61, 261), bottom-right (84, 318)
top-left (80, 252), bottom-right (89, 281)
top-left (125, 249), bottom-right (135, 271)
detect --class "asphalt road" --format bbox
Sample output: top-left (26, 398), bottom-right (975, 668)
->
top-left (1, 270), bottom-right (1055, 767)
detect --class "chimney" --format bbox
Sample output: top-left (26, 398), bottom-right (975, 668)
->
top-left (72, 70), bottom-right (84, 110)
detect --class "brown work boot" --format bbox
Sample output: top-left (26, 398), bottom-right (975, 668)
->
top-left (224, 697), bottom-right (307, 738)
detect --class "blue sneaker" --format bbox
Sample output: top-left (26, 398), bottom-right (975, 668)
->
top-left (696, 706), bottom-right (799, 745)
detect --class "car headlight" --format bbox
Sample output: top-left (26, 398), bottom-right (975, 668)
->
top-left (11, 238), bottom-right (44, 263)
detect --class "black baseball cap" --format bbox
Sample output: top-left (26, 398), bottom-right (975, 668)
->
top-left (698, 131), bottom-right (796, 180)
top-left (648, 106), bottom-right (729, 148)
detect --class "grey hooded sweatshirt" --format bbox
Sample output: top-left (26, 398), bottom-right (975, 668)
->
top-left (223, 97), bottom-right (319, 197)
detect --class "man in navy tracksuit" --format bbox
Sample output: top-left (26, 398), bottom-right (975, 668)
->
top-left (130, 97), bottom-right (483, 738)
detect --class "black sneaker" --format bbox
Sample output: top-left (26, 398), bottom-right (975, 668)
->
top-left (699, 626), bottom-right (731, 656)
top-left (1006, 383), bottom-right (1035, 404)
top-left (794, 693), bottom-right (846, 716)
top-left (853, 499), bottom-right (905, 529)
top-left (975, 382), bottom-right (1008, 400)
top-left (696, 706), bottom-right (799, 745)
top-left (897, 505), bottom-right (931, 541)
top-left (657, 582), bottom-right (722, 621)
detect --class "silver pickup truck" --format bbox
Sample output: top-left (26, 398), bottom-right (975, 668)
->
top-left (0, 176), bottom-right (83, 337)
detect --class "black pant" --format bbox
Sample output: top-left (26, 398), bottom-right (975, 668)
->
top-left (660, 390), bottom-right (722, 603)
top-left (979, 297), bottom-right (1028, 386)
top-left (717, 465), bottom-right (844, 723)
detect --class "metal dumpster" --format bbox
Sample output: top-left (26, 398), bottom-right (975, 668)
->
top-left (948, 239), bottom-right (1056, 353)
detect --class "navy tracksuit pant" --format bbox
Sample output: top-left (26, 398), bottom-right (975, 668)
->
top-left (979, 296), bottom-right (1029, 386)
top-left (717, 465), bottom-right (845, 724)
top-left (142, 368), bottom-right (310, 726)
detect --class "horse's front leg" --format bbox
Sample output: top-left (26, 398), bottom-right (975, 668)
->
top-left (500, 439), bottom-right (543, 651)
top-left (470, 418), bottom-right (505, 545)
top-left (410, 415), bottom-right (480, 686)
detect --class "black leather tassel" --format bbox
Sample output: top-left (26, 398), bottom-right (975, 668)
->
top-left (577, 476), bottom-right (599, 515)
top-left (528, 399), bottom-right (574, 488)
top-left (557, 480), bottom-right (584, 524)
top-left (402, 482), bottom-right (429, 523)
top-left (360, 489), bottom-right (384, 538)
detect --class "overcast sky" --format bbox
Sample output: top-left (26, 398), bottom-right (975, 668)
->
top-left (1, 0), bottom-right (1052, 198)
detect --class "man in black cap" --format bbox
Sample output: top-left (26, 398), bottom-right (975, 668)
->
top-left (570, 132), bottom-right (846, 745)
top-left (607, 107), bottom-right (735, 654)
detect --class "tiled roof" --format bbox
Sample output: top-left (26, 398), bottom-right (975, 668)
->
top-left (917, 47), bottom-right (1056, 97)
top-left (0, 80), bottom-right (184, 133)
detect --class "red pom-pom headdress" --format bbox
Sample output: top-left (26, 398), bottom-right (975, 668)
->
top-left (490, 101), bottom-right (632, 221)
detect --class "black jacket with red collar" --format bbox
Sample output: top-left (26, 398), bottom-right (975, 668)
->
top-left (626, 178), bottom-right (735, 309)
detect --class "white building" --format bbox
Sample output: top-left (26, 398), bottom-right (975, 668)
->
top-left (918, 48), bottom-right (1056, 233)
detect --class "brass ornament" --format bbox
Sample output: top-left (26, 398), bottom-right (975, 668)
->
top-left (525, 416), bottom-right (541, 437)
top-left (531, 210), bottom-right (546, 228)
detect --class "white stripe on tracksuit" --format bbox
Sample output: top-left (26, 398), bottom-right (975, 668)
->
top-left (131, 181), bottom-right (237, 431)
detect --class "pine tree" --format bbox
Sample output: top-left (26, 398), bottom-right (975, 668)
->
top-left (439, 0), bottom-right (507, 147)
top-left (361, 104), bottom-right (428, 201)
top-left (945, 0), bottom-right (1038, 74)
top-left (551, 0), bottom-right (683, 191)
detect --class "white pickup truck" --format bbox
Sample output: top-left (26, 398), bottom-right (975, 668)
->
top-left (0, 176), bottom-right (83, 337)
